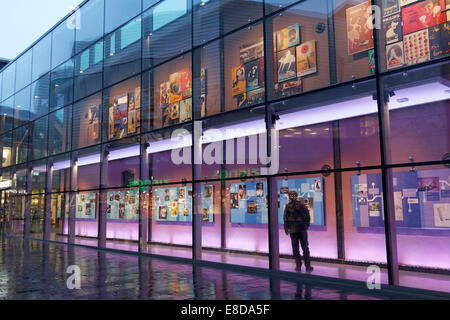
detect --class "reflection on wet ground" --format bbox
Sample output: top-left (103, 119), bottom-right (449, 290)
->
top-left (0, 236), bottom-right (435, 300)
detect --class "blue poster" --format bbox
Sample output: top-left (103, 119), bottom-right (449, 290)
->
top-left (352, 169), bottom-right (450, 229)
top-left (230, 181), bottom-right (268, 224)
top-left (76, 193), bottom-right (97, 220)
top-left (107, 190), bottom-right (139, 221)
top-left (277, 177), bottom-right (325, 226)
top-left (153, 185), bottom-right (214, 223)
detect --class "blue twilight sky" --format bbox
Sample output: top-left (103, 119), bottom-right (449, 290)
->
top-left (0, 0), bottom-right (84, 60)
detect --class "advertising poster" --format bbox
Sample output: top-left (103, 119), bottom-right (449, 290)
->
top-left (160, 81), bottom-right (170, 106)
top-left (274, 78), bottom-right (302, 98)
top-left (434, 203), bottom-right (450, 227)
top-left (386, 41), bottom-right (405, 69)
top-left (383, 13), bottom-right (403, 44)
top-left (200, 68), bottom-right (207, 94)
top-left (231, 65), bottom-right (246, 96)
top-left (276, 23), bottom-right (301, 51)
top-left (296, 40), bottom-right (317, 77)
top-left (400, 0), bottom-right (419, 6)
top-left (201, 94), bottom-right (207, 117)
top-left (76, 193), bottom-right (97, 220)
top-left (110, 94), bottom-right (128, 140)
top-left (277, 178), bottom-right (325, 226)
top-left (201, 185), bottom-right (214, 222)
top-left (107, 190), bottom-right (139, 221)
top-left (240, 40), bottom-right (264, 64)
top-left (404, 29), bottom-right (430, 65)
top-left (179, 98), bottom-right (192, 123)
top-left (180, 67), bottom-right (192, 100)
top-left (245, 59), bottom-right (263, 91)
top-left (169, 72), bottom-right (182, 104)
top-left (402, 0), bottom-right (446, 35)
top-left (346, 0), bottom-right (375, 55)
top-left (87, 104), bottom-right (100, 141)
top-left (383, 0), bottom-right (400, 17)
top-left (128, 109), bottom-right (137, 134)
top-left (429, 23), bottom-right (450, 59)
top-left (230, 181), bottom-right (268, 224)
top-left (277, 47), bottom-right (297, 82)
top-left (247, 88), bottom-right (265, 106)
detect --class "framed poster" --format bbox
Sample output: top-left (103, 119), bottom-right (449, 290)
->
top-left (296, 40), bottom-right (317, 77)
top-left (245, 59), bottom-right (263, 91)
top-left (180, 98), bottom-right (192, 123)
top-left (277, 178), bottom-right (325, 226)
top-left (382, 0), bottom-right (400, 17)
top-left (277, 47), bottom-right (297, 82)
top-left (402, 0), bottom-right (446, 35)
top-left (274, 78), bottom-right (302, 98)
top-left (346, 0), bottom-right (375, 55)
top-left (276, 23), bottom-right (301, 51)
top-left (169, 72), bottom-right (183, 104)
top-left (404, 29), bottom-right (430, 65)
top-left (201, 185), bottom-right (214, 222)
top-left (383, 13), bottom-right (403, 44)
top-left (181, 67), bottom-right (192, 100)
top-left (160, 81), bottom-right (170, 106)
top-left (429, 23), bottom-right (450, 59)
top-left (386, 41), bottom-right (405, 69)
top-left (76, 193), bottom-right (97, 220)
top-left (230, 181), bottom-right (268, 224)
top-left (231, 65), bottom-right (246, 97)
top-left (107, 190), bottom-right (139, 221)
top-left (240, 40), bottom-right (264, 64)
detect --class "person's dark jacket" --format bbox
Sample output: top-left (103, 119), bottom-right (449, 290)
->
top-left (284, 201), bottom-right (311, 234)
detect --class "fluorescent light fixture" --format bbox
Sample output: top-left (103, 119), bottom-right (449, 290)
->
top-left (53, 160), bottom-right (71, 171)
top-left (109, 145), bottom-right (140, 161)
top-left (77, 154), bottom-right (101, 166)
top-left (388, 81), bottom-right (449, 110)
top-left (33, 165), bottom-right (47, 173)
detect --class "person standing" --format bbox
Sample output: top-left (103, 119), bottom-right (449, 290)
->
top-left (284, 190), bottom-right (314, 272)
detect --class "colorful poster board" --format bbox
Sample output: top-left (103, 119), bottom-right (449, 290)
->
top-left (352, 169), bottom-right (450, 229)
top-left (277, 178), bottom-right (325, 226)
top-left (76, 193), bottom-right (97, 220)
top-left (107, 190), bottom-right (139, 221)
top-left (109, 87), bottom-right (141, 140)
top-left (153, 186), bottom-right (214, 223)
top-left (346, 0), bottom-right (375, 55)
top-left (230, 181), bottom-right (268, 224)
top-left (401, 0), bottom-right (446, 35)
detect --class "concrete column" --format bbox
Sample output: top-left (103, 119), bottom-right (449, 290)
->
top-left (98, 148), bottom-right (109, 248)
top-left (68, 157), bottom-right (78, 244)
top-left (44, 162), bottom-right (53, 240)
top-left (24, 168), bottom-right (31, 238)
top-left (139, 143), bottom-right (150, 251)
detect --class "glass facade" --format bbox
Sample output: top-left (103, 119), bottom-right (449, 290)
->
top-left (0, 0), bottom-right (449, 293)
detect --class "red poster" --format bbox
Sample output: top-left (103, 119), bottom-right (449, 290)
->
top-left (346, 1), bottom-right (375, 55)
top-left (402, 0), bottom-right (447, 35)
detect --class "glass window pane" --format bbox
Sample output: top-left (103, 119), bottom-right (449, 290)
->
top-left (75, 0), bottom-right (105, 54)
top-left (378, 1), bottom-right (449, 72)
top-left (72, 93), bottom-right (102, 150)
top-left (2, 63), bottom-right (16, 100)
top-left (32, 116), bottom-right (48, 160)
top-left (74, 40), bottom-right (103, 101)
top-left (193, 0), bottom-right (263, 46)
top-left (30, 74), bottom-right (50, 120)
top-left (13, 125), bottom-right (30, 164)
top-left (32, 160), bottom-right (47, 194)
top-left (102, 76), bottom-right (141, 142)
top-left (144, 53), bottom-right (192, 131)
top-left (50, 59), bottom-right (74, 110)
top-left (1, 130), bottom-right (13, 167)
top-left (15, 51), bottom-right (32, 91)
top-left (384, 62), bottom-right (449, 164)
top-left (143, 0), bottom-right (191, 68)
top-left (106, 137), bottom-right (140, 188)
top-left (106, 187), bottom-right (140, 241)
top-left (51, 17), bottom-right (76, 69)
top-left (76, 146), bottom-right (101, 190)
top-left (48, 105), bottom-right (72, 156)
top-left (13, 86), bottom-right (31, 129)
top-left (224, 23), bottom-right (265, 112)
top-left (1, 96), bottom-right (14, 133)
top-left (104, 0), bottom-right (141, 34)
top-left (32, 34), bottom-right (52, 82)
top-left (104, 17), bottom-right (142, 87)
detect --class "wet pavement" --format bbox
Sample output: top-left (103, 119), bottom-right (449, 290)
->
top-left (0, 235), bottom-right (438, 300)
